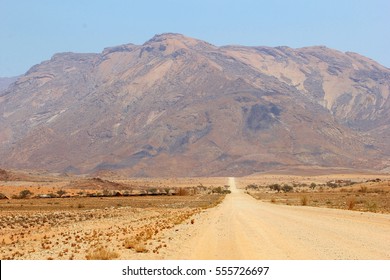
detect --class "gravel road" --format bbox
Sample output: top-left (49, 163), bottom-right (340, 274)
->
top-left (162, 177), bottom-right (390, 259)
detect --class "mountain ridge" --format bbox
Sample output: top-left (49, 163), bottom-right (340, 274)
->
top-left (1, 33), bottom-right (389, 176)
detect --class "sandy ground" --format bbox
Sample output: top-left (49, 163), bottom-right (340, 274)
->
top-left (157, 177), bottom-right (390, 259)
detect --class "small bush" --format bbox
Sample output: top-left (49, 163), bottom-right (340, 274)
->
top-left (326, 181), bottom-right (339, 188)
top-left (18, 189), bottom-right (33, 199)
top-left (86, 246), bottom-right (119, 260)
top-left (347, 197), bottom-right (355, 210)
top-left (281, 184), bottom-right (293, 193)
top-left (134, 244), bottom-right (148, 253)
top-left (300, 196), bottom-right (308, 206)
top-left (246, 184), bottom-right (258, 190)
top-left (56, 189), bottom-right (66, 197)
top-left (211, 186), bottom-right (231, 194)
top-left (148, 188), bottom-right (158, 195)
top-left (269, 184), bottom-right (281, 192)
top-left (123, 238), bottom-right (137, 249)
top-left (177, 188), bottom-right (190, 196)
top-left (102, 189), bottom-right (112, 197)
top-left (0, 193), bottom-right (8, 199)
top-left (358, 186), bottom-right (368, 193)
top-left (366, 201), bottom-right (378, 212)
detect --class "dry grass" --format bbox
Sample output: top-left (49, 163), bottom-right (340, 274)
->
top-left (134, 244), bottom-right (148, 253)
top-left (0, 191), bottom-right (225, 260)
top-left (347, 197), bottom-right (356, 210)
top-left (248, 180), bottom-right (390, 213)
top-left (0, 194), bottom-right (224, 212)
top-left (85, 246), bottom-right (119, 260)
top-left (300, 196), bottom-right (308, 206)
top-left (123, 238), bottom-right (135, 249)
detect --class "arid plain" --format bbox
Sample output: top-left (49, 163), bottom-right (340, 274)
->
top-left (1, 169), bottom-right (389, 260)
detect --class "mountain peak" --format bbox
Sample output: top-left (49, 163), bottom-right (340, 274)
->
top-left (144, 33), bottom-right (216, 52)
top-left (147, 33), bottom-right (186, 41)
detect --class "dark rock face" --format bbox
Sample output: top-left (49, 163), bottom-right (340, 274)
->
top-left (246, 104), bottom-right (281, 131)
top-left (0, 33), bottom-right (389, 176)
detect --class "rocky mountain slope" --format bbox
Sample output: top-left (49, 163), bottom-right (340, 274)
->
top-left (0, 33), bottom-right (389, 176)
top-left (0, 77), bottom-right (18, 92)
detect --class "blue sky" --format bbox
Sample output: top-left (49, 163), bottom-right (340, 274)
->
top-left (1, 0), bottom-right (389, 76)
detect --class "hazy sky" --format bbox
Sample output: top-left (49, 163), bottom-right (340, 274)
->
top-left (1, 0), bottom-right (389, 76)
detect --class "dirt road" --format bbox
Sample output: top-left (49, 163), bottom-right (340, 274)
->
top-left (161, 177), bottom-right (390, 259)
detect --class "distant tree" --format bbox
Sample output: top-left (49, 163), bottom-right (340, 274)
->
top-left (57, 189), bottom-right (66, 197)
top-left (246, 184), bottom-right (258, 190)
top-left (269, 184), bottom-right (281, 192)
top-left (281, 184), bottom-right (293, 193)
top-left (326, 181), bottom-right (338, 188)
top-left (148, 188), bottom-right (158, 195)
top-left (102, 189), bottom-right (111, 196)
top-left (19, 189), bottom-right (33, 199)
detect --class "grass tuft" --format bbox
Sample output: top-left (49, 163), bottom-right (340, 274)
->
top-left (85, 246), bottom-right (119, 260)
top-left (300, 196), bottom-right (308, 206)
top-left (347, 197), bottom-right (356, 210)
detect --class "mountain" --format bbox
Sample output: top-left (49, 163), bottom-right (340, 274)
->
top-left (0, 76), bottom-right (18, 92)
top-left (0, 33), bottom-right (389, 176)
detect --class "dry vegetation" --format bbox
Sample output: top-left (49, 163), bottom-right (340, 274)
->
top-left (246, 178), bottom-right (390, 213)
top-left (0, 173), bottom-right (227, 260)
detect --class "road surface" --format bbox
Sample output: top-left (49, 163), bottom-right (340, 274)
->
top-left (162, 177), bottom-right (390, 259)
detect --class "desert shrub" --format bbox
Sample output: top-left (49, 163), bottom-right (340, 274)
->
top-left (56, 189), bottom-right (66, 197)
top-left (177, 188), bottom-right (190, 196)
top-left (358, 186), bottom-right (368, 193)
top-left (102, 189), bottom-right (112, 197)
top-left (0, 193), bottom-right (8, 199)
top-left (366, 201), bottom-right (378, 212)
top-left (347, 197), bottom-right (355, 210)
top-left (211, 186), bottom-right (231, 194)
top-left (18, 189), bottom-right (33, 199)
top-left (148, 188), bottom-right (158, 195)
top-left (123, 238), bottom-right (137, 249)
top-left (281, 184), bottom-right (293, 193)
top-left (310, 183), bottom-right (316, 190)
top-left (300, 195), bottom-right (308, 206)
top-left (86, 246), bottom-right (119, 260)
top-left (326, 181), bottom-right (339, 188)
top-left (134, 244), bottom-right (148, 253)
top-left (269, 184), bottom-right (281, 192)
top-left (246, 184), bottom-right (258, 190)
